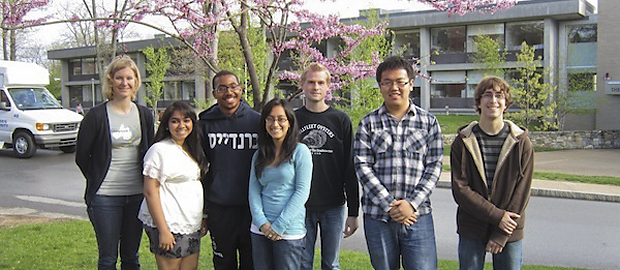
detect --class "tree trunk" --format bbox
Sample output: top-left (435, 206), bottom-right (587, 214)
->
top-left (205, 2), bottom-right (219, 104)
top-left (9, 29), bottom-right (15, 60)
top-left (235, 4), bottom-right (263, 110)
top-left (2, 29), bottom-right (7, 60)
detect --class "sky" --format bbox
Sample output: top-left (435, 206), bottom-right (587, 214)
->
top-left (31, 0), bottom-right (598, 48)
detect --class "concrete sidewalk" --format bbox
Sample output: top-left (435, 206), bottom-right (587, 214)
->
top-left (439, 149), bottom-right (620, 203)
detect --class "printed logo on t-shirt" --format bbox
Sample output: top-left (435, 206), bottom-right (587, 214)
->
top-left (300, 123), bottom-right (334, 155)
top-left (112, 124), bottom-right (134, 141)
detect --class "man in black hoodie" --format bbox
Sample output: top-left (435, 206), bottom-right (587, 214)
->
top-left (199, 70), bottom-right (260, 270)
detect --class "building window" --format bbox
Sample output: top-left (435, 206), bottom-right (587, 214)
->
top-left (69, 58), bottom-right (97, 76)
top-left (568, 24), bottom-right (597, 43)
top-left (565, 71), bottom-right (596, 110)
top-left (68, 84), bottom-right (101, 108)
top-left (164, 82), bottom-right (182, 101)
top-left (431, 26), bottom-right (466, 54)
top-left (568, 72), bottom-right (596, 92)
top-left (70, 60), bottom-right (82, 76)
top-left (69, 86), bottom-right (83, 108)
top-left (82, 58), bottom-right (96, 75)
top-left (394, 30), bottom-right (420, 58)
top-left (432, 84), bottom-right (466, 98)
top-left (278, 49), bottom-right (295, 71)
top-left (313, 40), bottom-right (328, 57)
top-left (467, 23), bottom-right (505, 53)
top-left (168, 48), bottom-right (195, 76)
top-left (567, 24), bottom-right (597, 68)
top-left (163, 81), bottom-right (195, 101)
top-left (506, 21), bottom-right (544, 51)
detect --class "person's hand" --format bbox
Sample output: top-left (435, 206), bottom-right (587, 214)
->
top-left (486, 240), bottom-right (503, 254)
top-left (259, 222), bottom-right (281, 241)
top-left (389, 200), bottom-right (417, 226)
top-left (159, 230), bottom-right (176, 251)
top-left (499, 211), bottom-right (520, 235)
top-left (200, 218), bottom-right (209, 237)
top-left (343, 216), bottom-right (359, 238)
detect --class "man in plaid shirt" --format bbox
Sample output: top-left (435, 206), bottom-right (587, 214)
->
top-left (354, 56), bottom-right (443, 270)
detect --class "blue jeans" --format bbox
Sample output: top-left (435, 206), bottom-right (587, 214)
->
top-left (458, 236), bottom-right (523, 270)
top-left (363, 213), bottom-right (437, 270)
top-left (301, 206), bottom-right (345, 270)
top-left (251, 233), bottom-right (305, 270)
top-left (87, 194), bottom-right (144, 270)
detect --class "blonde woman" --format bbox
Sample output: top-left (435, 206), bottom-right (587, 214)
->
top-left (76, 55), bottom-right (155, 270)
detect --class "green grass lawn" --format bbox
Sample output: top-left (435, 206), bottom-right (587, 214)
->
top-left (442, 164), bottom-right (620, 186)
top-left (436, 115), bottom-right (479, 134)
top-left (532, 171), bottom-right (620, 186)
top-left (0, 220), bottom-right (584, 270)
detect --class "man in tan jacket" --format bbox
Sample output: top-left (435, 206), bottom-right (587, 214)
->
top-left (450, 76), bottom-right (534, 270)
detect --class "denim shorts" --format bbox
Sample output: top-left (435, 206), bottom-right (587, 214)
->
top-left (144, 225), bottom-right (201, 258)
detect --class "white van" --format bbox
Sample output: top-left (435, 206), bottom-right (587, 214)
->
top-left (0, 61), bottom-right (83, 158)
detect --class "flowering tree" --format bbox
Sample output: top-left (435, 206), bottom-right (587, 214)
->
top-left (1, 0), bottom-right (516, 110)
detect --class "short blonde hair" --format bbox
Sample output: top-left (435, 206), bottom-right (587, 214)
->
top-left (102, 55), bottom-right (141, 100)
top-left (300, 63), bottom-right (331, 85)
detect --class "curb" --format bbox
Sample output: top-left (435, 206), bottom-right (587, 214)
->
top-left (529, 188), bottom-right (620, 203)
top-left (435, 180), bottom-right (620, 203)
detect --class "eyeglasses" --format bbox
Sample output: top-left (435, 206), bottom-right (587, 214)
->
top-left (265, 117), bottom-right (288, 125)
top-left (481, 92), bottom-right (506, 100)
top-left (216, 84), bottom-right (241, 93)
top-left (379, 81), bottom-right (410, 88)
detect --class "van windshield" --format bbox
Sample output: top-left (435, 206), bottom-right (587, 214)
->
top-left (8, 88), bottom-right (63, 110)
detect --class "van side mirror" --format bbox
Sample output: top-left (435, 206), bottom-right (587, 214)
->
top-left (0, 101), bottom-right (9, 110)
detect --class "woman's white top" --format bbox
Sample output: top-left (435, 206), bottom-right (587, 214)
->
top-left (138, 139), bottom-right (203, 234)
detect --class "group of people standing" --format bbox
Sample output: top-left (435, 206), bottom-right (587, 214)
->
top-left (75, 54), bottom-right (533, 270)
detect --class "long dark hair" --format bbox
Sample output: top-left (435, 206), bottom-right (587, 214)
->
top-left (155, 101), bottom-right (208, 177)
top-left (254, 98), bottom-right (299, 178)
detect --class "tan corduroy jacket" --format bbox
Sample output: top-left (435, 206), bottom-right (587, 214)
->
top-left (450, 120), bottom-right (534, 247)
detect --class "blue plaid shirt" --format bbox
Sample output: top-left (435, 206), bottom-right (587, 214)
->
top-left (354, 102), bottom-right (443, 222)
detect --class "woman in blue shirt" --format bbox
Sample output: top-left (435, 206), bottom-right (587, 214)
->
top-left (248, 98), bottom-right (313, 270)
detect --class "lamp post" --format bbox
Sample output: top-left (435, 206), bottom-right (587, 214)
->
top-left (91, 78), bottom-right (95, 107)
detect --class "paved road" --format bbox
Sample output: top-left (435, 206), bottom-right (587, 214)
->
top-left (2, 149), bottom-right (620, 269)
top-left (534, 149), bottom-right (620, 177)
top-left (338, 188), bottom-right (620, 269)
top-left (0, 149), bottom-right (86, 219)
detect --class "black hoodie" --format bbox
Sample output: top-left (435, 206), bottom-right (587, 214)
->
top-left (198, 101), bottom-right (261, 207)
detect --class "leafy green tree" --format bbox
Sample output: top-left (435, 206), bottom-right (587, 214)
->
top-left (506, 41), bottom-right (556, 131)
top-left (142, 46), bottom-right (170, 123)
top-left (338, 79), bottom-right (384, 128)
top-left (217, 25), bottom-right (271, 107)
top-left (335, 9), bottom-right (394, 127)
top-left (470, 35), bottom-right (506, 77)
top-left (45, 61), bottom-right (62, 99)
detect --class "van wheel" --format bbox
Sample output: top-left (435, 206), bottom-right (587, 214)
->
top-left (60, 146), bottom-right (76, 153)
top-left (13, 131), bottom-right (36, 158)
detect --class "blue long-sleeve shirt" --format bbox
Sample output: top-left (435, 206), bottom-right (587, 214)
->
top-left (248, 143), bottom-right (313, 237)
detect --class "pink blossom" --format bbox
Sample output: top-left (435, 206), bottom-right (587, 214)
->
top-left (2, 0), bottom-right (516, 105)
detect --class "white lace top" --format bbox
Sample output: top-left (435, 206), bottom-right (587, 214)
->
top-left (138, 139), bottom-right (203, 234)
